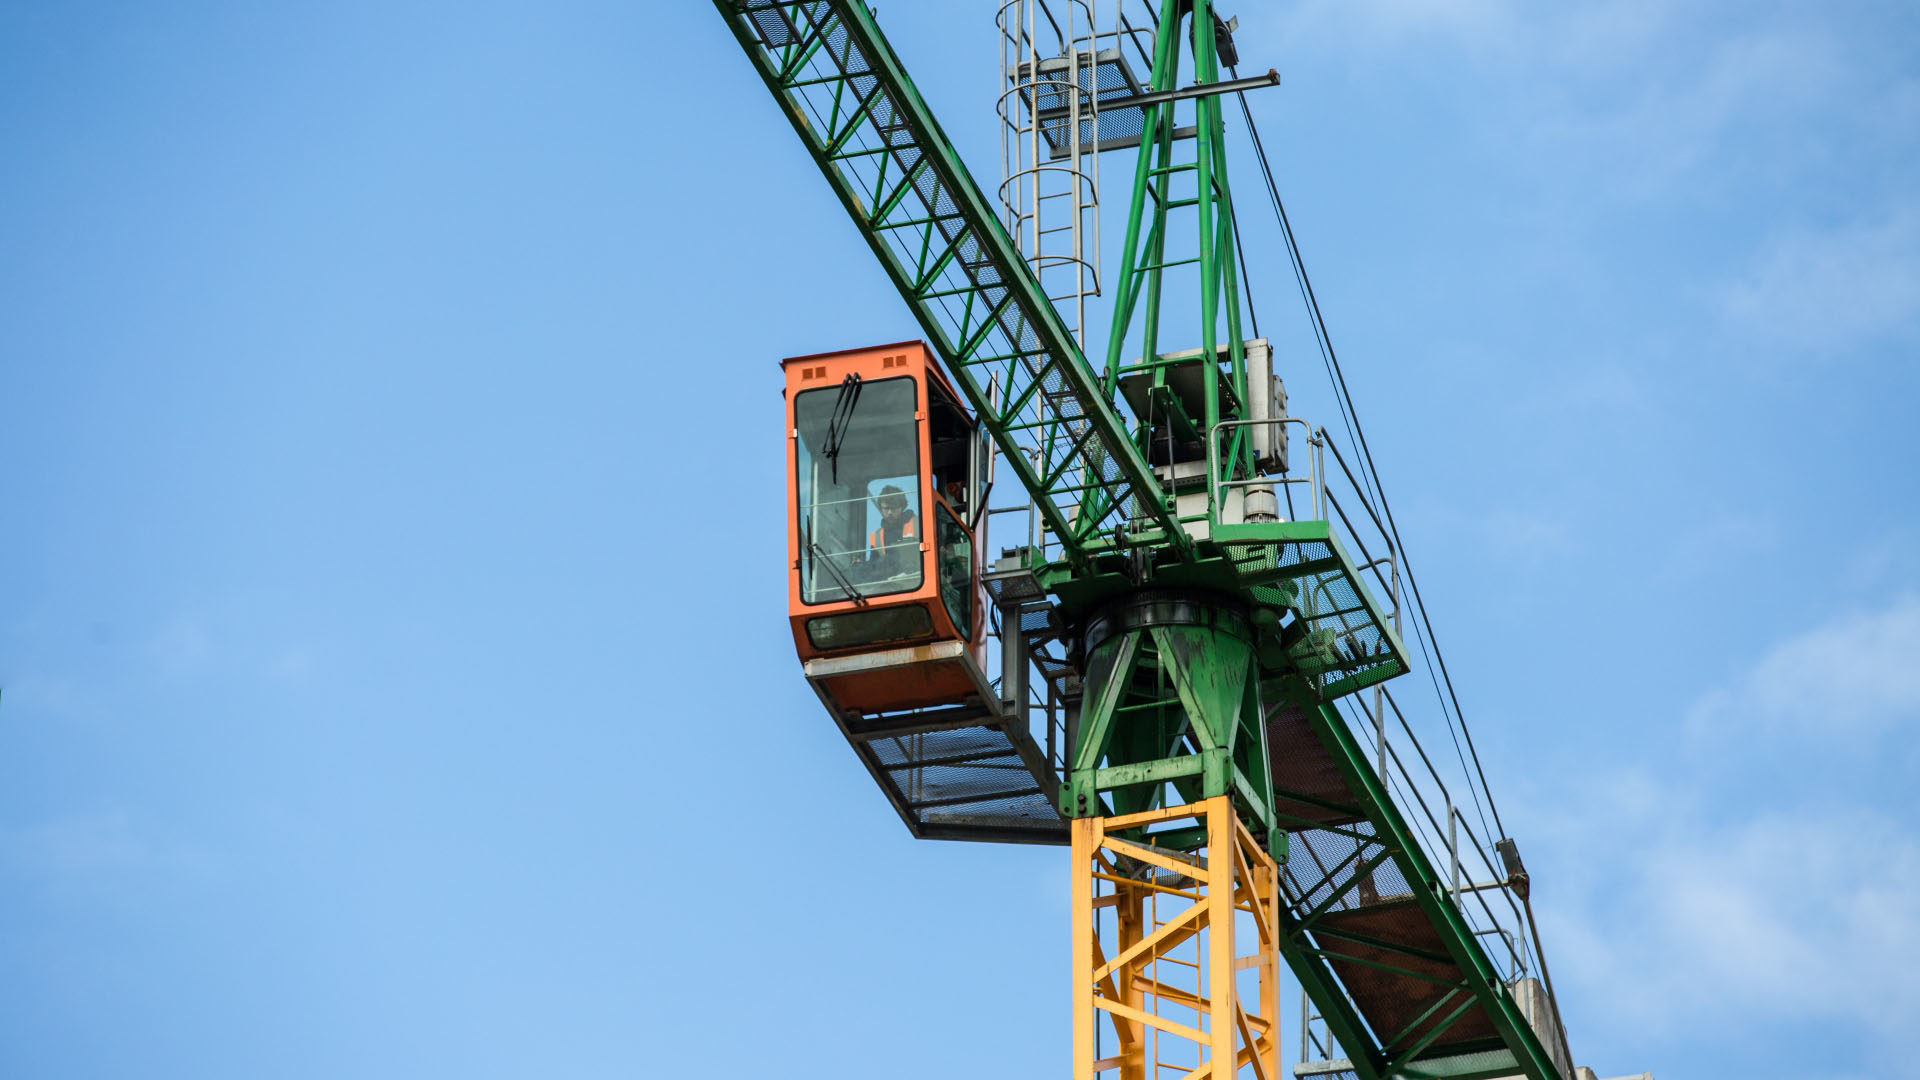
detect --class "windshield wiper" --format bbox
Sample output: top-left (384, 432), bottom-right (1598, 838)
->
top-left (800, 521), bottom-right (867, 606)
top-left (807, 540), bottom-right (868, 606)
top-left (821, 373), bottom-right (863, 483)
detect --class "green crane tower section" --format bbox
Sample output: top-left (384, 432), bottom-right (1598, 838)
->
top-left (722, 3), bottom-right (1612, 1079)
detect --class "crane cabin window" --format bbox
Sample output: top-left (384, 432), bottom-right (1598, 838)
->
top-left (794, 376), bottom-right (923, 605)
top-left (927, 379), bottom-right (974, 520)
top-left (935, 504), bottom-right (972, 640)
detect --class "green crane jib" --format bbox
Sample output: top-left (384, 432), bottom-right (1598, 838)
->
top-left (717, 0), bottom-right (1184, 560)
top-left (718, 3), bottom-right (1570, 1079)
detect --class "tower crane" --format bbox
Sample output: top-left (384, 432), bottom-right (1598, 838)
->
top-left (716, 3), bottom-right (1634, 1078)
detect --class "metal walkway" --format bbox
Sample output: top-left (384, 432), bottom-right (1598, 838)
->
top-left (1266, 701), bottom-right (1563, 1080)
top-left (805, 642), bottom-right (1067, 844)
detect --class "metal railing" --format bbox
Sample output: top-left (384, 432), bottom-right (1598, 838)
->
top-left (981, 409), bottom-right (1559, 1058)
top-left (1206, 415), bottom-right (1323, 522)
top-left (1197, 413), bottom-right (1565, 1068)
top-left (1302, 423), bottom-right (1569, 1070)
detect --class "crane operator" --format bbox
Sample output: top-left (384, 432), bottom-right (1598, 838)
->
top-left (868, 485), bottom-right (917, 571)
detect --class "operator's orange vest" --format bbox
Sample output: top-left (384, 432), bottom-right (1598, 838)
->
top-left (871, 516), bottom-right (917, 552)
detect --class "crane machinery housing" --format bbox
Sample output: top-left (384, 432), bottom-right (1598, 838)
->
top-left (719, 3), bottom-right (1652, 1079)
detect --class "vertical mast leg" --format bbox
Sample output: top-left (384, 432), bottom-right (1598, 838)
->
top-left (1072, 797), bottom-right (1280, 1080)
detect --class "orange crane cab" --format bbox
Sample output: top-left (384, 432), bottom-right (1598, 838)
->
top-left (783, 340), bottom-right (1066, 845)
top-left (784, 341), bottom-right (993, 716)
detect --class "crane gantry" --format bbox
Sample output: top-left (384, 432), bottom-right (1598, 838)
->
top-left (717, 2), bottom-right (1605, 1078)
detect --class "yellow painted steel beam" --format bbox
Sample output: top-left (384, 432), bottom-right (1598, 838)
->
top-left (1103, 803), bottom-right (1210, 831)
top-left (1102, 834), bottom-right (1208, 882)
top-left (1207, 801), bottom-right (1238, 1077)
top-left (1176, 1037), bottom-right (1273, 1080)
top-left (1127, 973), bottom-right (1212, 1016)
top-left (1256, 855), bottom-right (1281, 1080)
top-left (1093, 902), bottom-right (1208, 984)
top-left (1229, 844), bottom-right (1274, 946)
top-left (1096, 996), bottom-right (1211, 1046)
top-left (1089, 936), bottom-right (1145, 1053)
top-left (1073, 815), bottom-right (1101, 1080)
top-left (1094, 870), bottom-right (1204, 902)
top-left (1234, 998), bottom-right (1274, 1080)
top-left (1075, 796), bottom-right (1282, 1080)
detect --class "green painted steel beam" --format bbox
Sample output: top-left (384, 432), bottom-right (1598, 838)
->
top-left (1063, 595), bottom-right (1277, 835)
top-left (714, 0), bottom-right (1185, 562)
top-left (1102, 0), bottom-right (1255, 512)
top-left (1308, 923), bottom-right (1460, 969)
top-left (1093, 756), bottom-right (1204, 790)
top-left (1394, 1048), bottom-right (1524, 1080)
top-left (1275, 910), bottom-right (1387, 1080)
top-left (1294, 700), bottom-right (1567, 1080)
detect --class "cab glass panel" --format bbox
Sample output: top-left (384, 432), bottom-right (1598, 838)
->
top-left (934, 504), bottom-right (972, 641)
top-left (793, 375), bottom-right (922, 605)
top-left (927, 379), bottom-right (975, 523)
top-left (804, 604), bottom-right (935, 651)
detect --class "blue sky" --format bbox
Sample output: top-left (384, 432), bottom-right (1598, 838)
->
top-left (2, 2), bottom-right (1917, 1078)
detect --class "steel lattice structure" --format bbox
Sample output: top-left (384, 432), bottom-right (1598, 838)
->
top-left (721, 3), bottom-right (1581, 1078)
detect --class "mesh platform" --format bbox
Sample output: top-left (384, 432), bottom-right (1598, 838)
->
top-left (1220, 523), bottom-right (1405, 701)
top-left (1268, 703), bottom-right (1367, 828)
top-left (1269, 700), bottom-right (1506, 1067)
top-left (1018, 50), bottom-right (1197, 159)
top-left (1314, 900), bottom-right (1498, 1050)
top-left (1294, 1065), bottom-right (1360, 1080)
top-left (806, 643), bottom-right (1067, 845)
top-left (848, 711), bottom-right (1066, 844)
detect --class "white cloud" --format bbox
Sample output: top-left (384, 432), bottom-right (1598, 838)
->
top-left (1722, 210), bottom-right (1920, 356)
top-left (1538, 788), bottom-right (1920, 1070)
top-left (1525, 601), bottom-right (1920, 1072)
top-left (1479, 506), bottom-right (1575, 563)
top-left (1687, 594), bottom-right (1920, 737)
top-left (1277, 0), bottom-right (1520, 52)
top-left (1528, 24), bottom-right (1849, 201)
top-left (0, 812), bottom-right (166, 889)
top-left (150, 613), bottom-right (215, 677)
top-left (143, 603), bottom-right (329, 688)
top-left (1647, 508), bottom-right (1781, 585)
top-left (1275, 1), bottom-right (1880, 212)
top-left (1540, 364), bottom-right (1651, 415)
top-left (0, 812), bottom-right (219, 903)
top-left (1548, 0), bottom-right (1678, 72)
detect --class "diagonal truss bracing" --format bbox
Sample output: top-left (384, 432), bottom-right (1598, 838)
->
top-left (716, 0), bottom-right (1185, 561)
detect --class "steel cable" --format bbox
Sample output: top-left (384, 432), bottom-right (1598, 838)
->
top-left (1229, 66), bottom-right (1508, 846)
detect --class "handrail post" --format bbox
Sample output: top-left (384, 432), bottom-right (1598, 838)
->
top-left (1375, 698), bottom-right (1387, 792)
top-left (1449, 802), bottom-right (1461, 905)
top-left (1313, 427), bottom-right (1326, 520)
top-left (1207, 418), bottom-right (1221, 524)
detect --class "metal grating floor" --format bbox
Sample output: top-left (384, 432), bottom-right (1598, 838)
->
top-left (806, 642), bottom-right (1067, 845)
top-left (1268, 701), bottom-right (1505, 1065)
top-left (855, 714), bottom-right (1066, 844)
top-left (1315, 899), bottom-right (1498, 1050)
